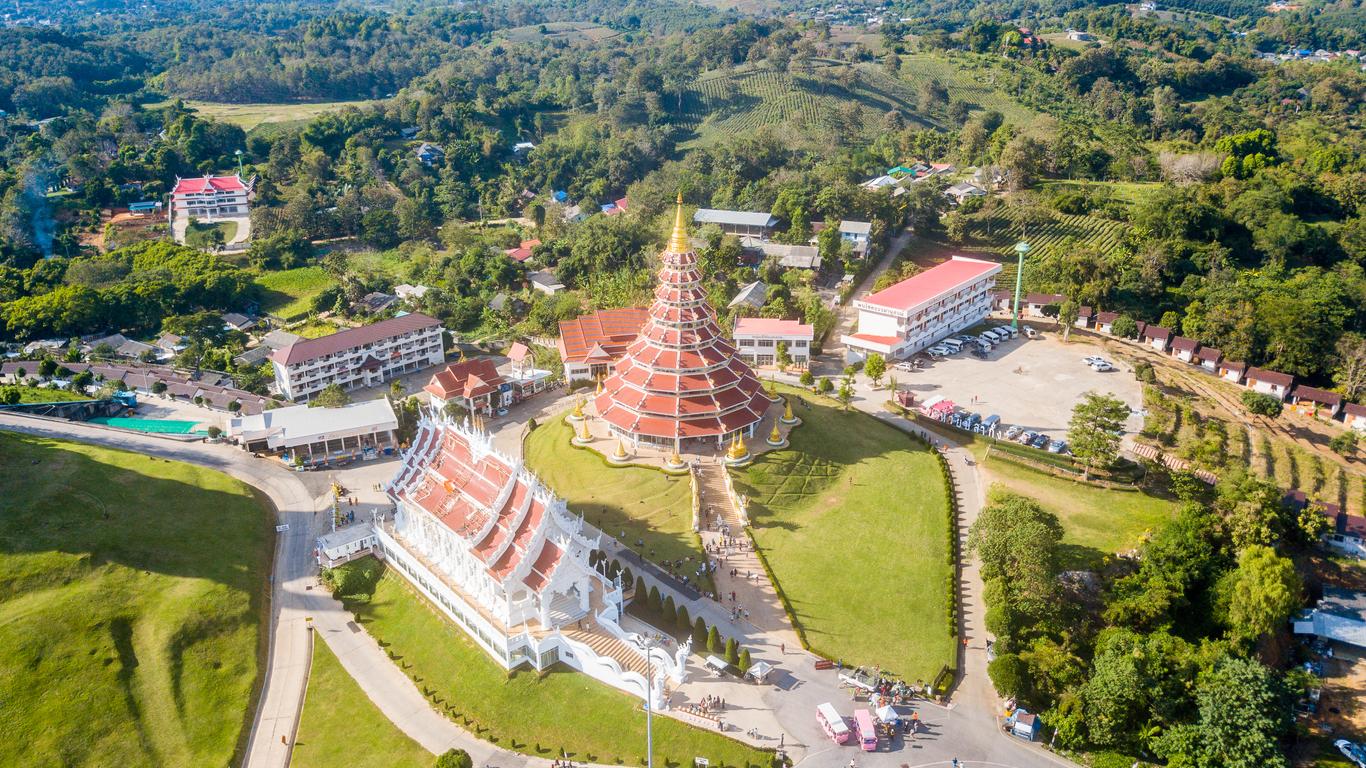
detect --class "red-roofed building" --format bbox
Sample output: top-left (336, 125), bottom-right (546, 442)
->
top-left (1247, 367), bottom-right (1294, 400)
top-left (841, 255), bottom-right (1002, 359)
top-left (1170, 336), bottom-right (1198, 362)
top-left (1345, 402), bottom-right (1366, 433)
top-left (504, 239), bottom-right (541, 263)
top-left (380, 416), bottom-right (683, 703)
top-left (271, 313), bottom-right (445, 401)
top-left (734, 317), bottom-right (815, 368)
top-left (603, 197), bottom-right (628, 216)
top-left (1142, 325), bottom-right (1172, 352)
top-left (1290, 384), bottom-right (1342, 418)
top-left (169, 174), bottom-right (250, 222)
top-left (425, 358), bottom-right (510, 416)
top-left (592, 199), bottom-right (770, 448)
top-left (557, 307), bottom-right (649, 383)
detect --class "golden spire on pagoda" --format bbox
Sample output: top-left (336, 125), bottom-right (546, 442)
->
top-left (769, 421), bottom-right (782, 443)
top-left (784, 399), bottom-right (795, 422)
top-left (667, 192), bottom-right (690, 253)
top-left (727, 433), bottom-right (748, 461)
top-left (669, 449), bottom-right (683, 467)
top-left (614, 438), bottom-right (629, 459)
top-left (571, 396), bottom-right (585, 419)
top-left (579, 419), bottom-right (590, 441)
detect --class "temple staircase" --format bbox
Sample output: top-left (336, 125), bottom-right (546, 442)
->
top-left (695, 463), bottom-right (744, 533)
top-left (560, 623), bottom-right (650, 678)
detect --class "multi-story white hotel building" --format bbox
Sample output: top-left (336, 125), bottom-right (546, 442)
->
top-left (168, 174), bottom-right (250, 221)
top-left (377, 415), bottom-right (688, 706)
top-left (271, 313), bottom-right (445, 401)
top-left (733, 317), bottom-right (814, 368)
top-left (841, 255), bottom-right (1002, 361)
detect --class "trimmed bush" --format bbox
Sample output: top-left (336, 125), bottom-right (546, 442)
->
top-left (693, 617), bottom-right (708, 647)
top-left (725, 637), bottom-right (739, 666)
top-left (647, 585), bottom-right (662, 615)
top-left (707, 626), bottom-right (722, 653)
top-left (676, 604), bottom-right (691, 633)
top-left (738, 648), bottom-right (752, 674)
top-left (662, 595), bottom-right (677, 627)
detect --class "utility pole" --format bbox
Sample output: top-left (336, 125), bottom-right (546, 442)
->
top-left (635, 637), bottom-right (656, 768)
top-left (1011, 240), bottom-right (1030, 329)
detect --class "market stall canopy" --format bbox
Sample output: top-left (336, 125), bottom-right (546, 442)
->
top-left (746, 660), bottom-right (774, 681)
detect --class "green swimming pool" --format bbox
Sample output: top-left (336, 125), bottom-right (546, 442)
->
top-left (88, 416), bottom-right (208, 435)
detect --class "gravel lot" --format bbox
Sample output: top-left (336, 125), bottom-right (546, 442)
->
top-left (891, 327), bottom-right (1145, 440)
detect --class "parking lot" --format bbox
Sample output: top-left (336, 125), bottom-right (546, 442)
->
top-left (892, 326), bottom-right (1145, 440)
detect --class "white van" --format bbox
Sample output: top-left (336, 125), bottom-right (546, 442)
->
top-left (940, 338), bottom-right (964, 353)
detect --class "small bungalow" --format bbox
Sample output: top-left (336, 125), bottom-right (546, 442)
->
top-left (1074, 306), bottom-right (1094, 328)
top-left (221, 312), bottom-right (256, 332)
top-left (1219, 360), bottom-right (1247, 384)
top-left (359, 292), bottom-right (399, 314)
top-left (944, 181), bottom-right (987, 205)
top-left (1170, 336), bottom-right (1198, 363)
top-left (528, 270), bottom-right (565, 295)
top-left (1195, 346), bottom-right (1222, 372)
top-left (1345, 403), bottom-right (1366, 433)
top-left (1247, 367), bottom-right (1294, 400)
top-left (729, 281), bottom-right (769, 310)
top-left (992, 290), bottom-right (1013, 312)
top-left (1095, 311), bottom-right (1118, 334)
top-left (1141, 325), bottom-right (1172, 352)
top-left (415, 142), bottom-right (445, 166)
top-left (1290, 385), bottom-right (1342, 418)
top-left (1025, 292), bottom-right (1065, 317)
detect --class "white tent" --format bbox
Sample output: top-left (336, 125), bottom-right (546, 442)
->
top-left (705, 655), bottom-right (729, 673)
top-left (875, 705), bottom-right (899, 724)
top-left (746, 660), bottom-right (773, 682)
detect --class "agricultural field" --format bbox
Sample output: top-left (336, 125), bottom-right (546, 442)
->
top-left (0, 432), bottom-right (273, 767)
top-left (681, 54), bottom-right (1045, 147)
top-left (498, 21), bottom-right (620, 45)
top-left (878, 53), bottom-right (1045, 128)
top-left (166, 99), bottom-right (380, 132)
top-left (684, 62), bottom-right (929, 147)
top-left (255, 266), bottom-right (335, 321)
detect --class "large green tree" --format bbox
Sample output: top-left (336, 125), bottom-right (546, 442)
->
top-left (1067, 392), bottom-right (1129, 477)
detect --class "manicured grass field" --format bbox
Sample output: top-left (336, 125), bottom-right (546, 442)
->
top-left (984, 455), bottom-right (1179, 568)
top-left (292, 638), bottom-right (431, 768)
top-left (524, 415), bottom-right (710, 590)
top-left (255, 266), bottom-right (335, 321)
top-left (0, 432), bottom-right (273, 767)
top-left (331, 560), bottom-right (769, 768)
top-left (732, 386), bottom-right (954, 681)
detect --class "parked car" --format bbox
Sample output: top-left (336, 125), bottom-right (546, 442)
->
top-left (1047, 440), bottom-right (1068, 454)
top-left (1030, 433), bottom-right (1050, 448)
top-left (1336, 740), bottom-right (1366, 768)
top-left (1019, 430), bottom-right (1039, 445)
top-left (1091, 362), bottom-right (1115, 372)
top-left (1023, 327), bottom-right (1038, 338)
top-left (996, 326), bottom-right (1018, 339)
top-left (1082, 355), bottom-right (1105, 365)
top-left (983, 329), bottom-right (1007, 342)
top-left (955, 335), bottom-right (977, 343)
top-left (1003, 425), bottom-right (1023, 441)
top-left (927, 345), bottom-right (950, 357)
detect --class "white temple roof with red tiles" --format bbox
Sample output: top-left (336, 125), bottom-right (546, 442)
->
top-left (593, 197), bottom-right (769, 441)
top-left (387, 416), bottom-right (598, 598)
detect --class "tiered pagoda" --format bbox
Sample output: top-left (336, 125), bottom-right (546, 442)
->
top-left (593, 195), bottom-right (771, 452)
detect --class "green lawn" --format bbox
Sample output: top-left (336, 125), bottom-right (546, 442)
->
top-left (524, 416), bottom-right (710, 591)
top-left (255, 266), bottom-right (335, 321)
top-left (184, 219), bottom-right (239, 249)
top-left (2, 384), bottom-right (89, 403)
top-left (331, 560), bottom-right (769, 768)
top-left (984, 455), bottom-right (1179, 568)
top-left (732, 386), bottom-right (954, 681)
top-left (292, 638), bottom-right (432, 768)
top-left (0, 431), bottom-right (273, 767)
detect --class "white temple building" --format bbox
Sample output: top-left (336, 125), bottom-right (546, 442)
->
top-left (376, 412), bottom-right (687, 706)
